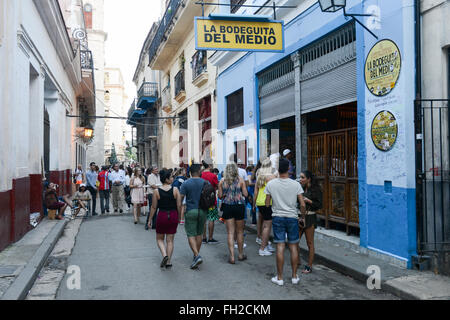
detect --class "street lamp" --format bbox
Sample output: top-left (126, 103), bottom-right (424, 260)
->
top-left (84, 127), bottom-right (94, 138)
top-left (318, 0), bottom-right (346, 13)
top-left (318, 0), bottom-right (378, 39)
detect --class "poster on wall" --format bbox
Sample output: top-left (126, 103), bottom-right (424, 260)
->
top-left (371, 111), bottom-right (398, 152)
top-left (365, 39), bottom-right (401, 97)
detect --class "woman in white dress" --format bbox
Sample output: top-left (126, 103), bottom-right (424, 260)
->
top-left (130, 167), bottom-right (145, 224)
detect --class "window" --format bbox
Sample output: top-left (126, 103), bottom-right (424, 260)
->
top-left (226, 88), bottom-right (244, 129)
top-left (84, 3), bottom-right (93, 29)
top-left (231, 0), bottom-right (246, 13)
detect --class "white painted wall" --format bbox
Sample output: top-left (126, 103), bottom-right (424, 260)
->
top-left (0, 0), bottom-right (81, 191)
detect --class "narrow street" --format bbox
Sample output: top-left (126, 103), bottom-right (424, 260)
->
top-left (55, 214), bottom-right (396, 300)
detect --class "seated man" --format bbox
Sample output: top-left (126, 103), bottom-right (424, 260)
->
top-left (72, 184), bottom-right (91, 219)
top-left (44, 183), bottom-right (73, 220)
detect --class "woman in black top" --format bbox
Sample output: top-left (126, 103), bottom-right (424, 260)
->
top-left (299, 171), bottom-right (323, 274)
top-left (148, 169), bottom-right (182, 268)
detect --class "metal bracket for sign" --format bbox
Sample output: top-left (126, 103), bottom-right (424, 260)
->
top-left (195, 1), bottom-right (296, 20)
top-left (343, 7), bottom-right (378, 40)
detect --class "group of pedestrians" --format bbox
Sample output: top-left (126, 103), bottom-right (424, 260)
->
top-left (142, 151), bottom-right (322, 287)
top-left (69, 151), bottom-right (322, 286)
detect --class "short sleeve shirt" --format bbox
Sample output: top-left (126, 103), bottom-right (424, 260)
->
top-left (180, 178), bottom-right (205, 212)
top-left (265, 178), bottom-right (304, 219)
top-left (238, 168), bottom-right (248, 181)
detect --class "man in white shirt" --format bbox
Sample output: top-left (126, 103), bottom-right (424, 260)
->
top-left (265, 158), bottom-right (306, 287)
top-left (109, 163), bottom-right (126, 214)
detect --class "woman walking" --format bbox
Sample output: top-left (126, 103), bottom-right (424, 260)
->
top-left (130, 167), bottom-right (146, 224)
top-left (254, 158), bottom-right (277, 256)
top-left (148, 169), bottom-right (182, 268)
top-left (218, 163), bottom-right (248, 264)
top-left (298, 170), bottom-right (322, 274)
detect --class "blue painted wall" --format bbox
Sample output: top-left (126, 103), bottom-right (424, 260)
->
top-left (216, 0), bottom-right (417, 267)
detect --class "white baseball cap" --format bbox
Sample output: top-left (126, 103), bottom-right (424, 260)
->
top-left (283, 149), bottom-right (292, 157)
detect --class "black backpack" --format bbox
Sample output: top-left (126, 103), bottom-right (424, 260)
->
top-left (199, 181), bottom-right (216, 211)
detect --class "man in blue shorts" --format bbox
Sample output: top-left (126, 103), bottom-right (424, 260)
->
top-left (265, 159), bottom-right (306, 286)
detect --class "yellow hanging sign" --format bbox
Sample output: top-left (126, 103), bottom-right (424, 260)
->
top-left (195, 17), bottom-right (284, 52)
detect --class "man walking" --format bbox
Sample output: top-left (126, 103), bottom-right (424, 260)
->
top-left (180, 164), bottom-right (208, 269)
top-left (145, 167), bottom-right (161, 230)
top-left (110, 163), bottom-right (126, 214)
top-left (98, 166), bottom-right (111, 215)
top-left (85, 162), bottom-right (98, 216)
top-left (201, 162), bottom-right (219, 244)
top-left (265, 158), bottom-right (306, 286)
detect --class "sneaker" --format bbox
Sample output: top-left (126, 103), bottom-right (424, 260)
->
top-left (234, 242), bottom-right (247, 249)
top-left (190, 255), bottom-right (203, 269)
top-left (271, 277), bottom-right (284, 286)
top-left (202, 238), bottom-right (208, 244)
top-left (292, 275), bottom-right (300, 285)
top-left (266, 243), bottom-right (275, 252)
top-left (208, 239), bottom-right (219, 244)
top-left (179, 220), bottom-right (185, 225)
top-left (259, 248), bottom-right (273, 256)
top-left (302, 266), bottom-right (312, 274)
top-left (256, 237), bottom-right (262, 245)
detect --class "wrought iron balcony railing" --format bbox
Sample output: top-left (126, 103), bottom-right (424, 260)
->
top-left (175, 69), bottom-right (185, 97)
top-left (80, 50), bottom-right (93, 70)
top-left (138, 82), bottom-right (159, 99)
top-left (148, 0), bottom-right (183, 65)
top-left (128, 99), bottom-right (137, 120)
top-left (191, 50), bottom-right (207, 80)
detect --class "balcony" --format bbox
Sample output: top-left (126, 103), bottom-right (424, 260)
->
top-left (127, 99), bottom-right (146, 126)
top-left (80, 50), bottom-right (93, 70)
top-left (149, 0), bottom-right (202, 70)
top-left (161, 85), bottom-right (172, 113)
top-left (174, 69), bottom-right (186, 103)
top-left (191, 50), bottom-right (208, 87)
top-left (137, 82), bottom-right (158, 110)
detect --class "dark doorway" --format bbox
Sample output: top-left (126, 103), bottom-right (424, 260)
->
top-left (43, 107), bottom-right (50, 180)
top-left (306, 102), bottom-right (359, 235)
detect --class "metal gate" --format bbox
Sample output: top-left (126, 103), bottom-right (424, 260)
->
top-left (415, 99), bottom-right (450, 254)
top-left (308, 128), bottom-right (358, 234)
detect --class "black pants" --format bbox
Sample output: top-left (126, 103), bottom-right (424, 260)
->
top-left (145, 194), bottom-right (157, 230)
top-left (87, 186), bottom-right (97, 214)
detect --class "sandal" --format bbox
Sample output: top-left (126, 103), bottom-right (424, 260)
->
top-left (302, 266), bottom-right (312, 274)
top-left (228, 258), bottom-right (235, 265)
top-left (165, 264), bottom-right (173, 269)
top-left (238, 255), bottom-right (247, 261)
top-left (160, 256), bottom-right (169, 268)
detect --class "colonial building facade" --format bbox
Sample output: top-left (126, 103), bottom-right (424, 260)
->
top-left (0, 0), bottom-right (96, 251)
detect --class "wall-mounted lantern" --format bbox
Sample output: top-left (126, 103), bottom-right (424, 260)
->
top-left (317, 0), bottom-right (378, 39)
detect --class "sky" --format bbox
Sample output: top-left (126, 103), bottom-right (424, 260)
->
top-left (104, 0), bottom-right (162, 108)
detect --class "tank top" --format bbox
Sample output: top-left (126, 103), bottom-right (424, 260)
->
top-left (158, 187), bottom-right (177, 211)
top-left (222, 179), bottom-right (245, 205)
top-left (256, 183), bottom-right (272, 207)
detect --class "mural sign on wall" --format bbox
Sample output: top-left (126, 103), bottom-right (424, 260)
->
top-left (365, 39), bottom-right (401, 97)
top-left (195, 17), bottom-right (284, 52)
top-left (371, 110), bottom-right (398, 152)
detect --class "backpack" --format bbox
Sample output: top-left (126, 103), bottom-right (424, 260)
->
top-left (199, 181), bottom-right (216, 211)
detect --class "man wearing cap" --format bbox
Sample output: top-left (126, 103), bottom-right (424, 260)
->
top-left (283, 149), bottom-right (296, 180)
top-left (85, 162), bottom-right (98, 216)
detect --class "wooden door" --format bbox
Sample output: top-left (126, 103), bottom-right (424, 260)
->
top-left (308, 128), bottom-right (358, 234)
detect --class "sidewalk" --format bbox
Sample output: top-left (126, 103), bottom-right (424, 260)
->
top-left (0, 218), bottom-right (68, 300)
top-left (244, 221), bottom-right (450, 300)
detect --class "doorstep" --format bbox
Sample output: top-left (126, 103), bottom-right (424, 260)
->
top-left (243, 222), bottom-right (450, 300)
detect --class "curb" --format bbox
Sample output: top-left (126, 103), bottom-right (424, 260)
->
top-left (1, 219), bottom-right (68, 300)
top-left (243, 224), bottom-right (419, 300)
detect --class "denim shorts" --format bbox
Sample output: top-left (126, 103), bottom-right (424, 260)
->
top-left (272, 216), bottom-right (300, 244)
